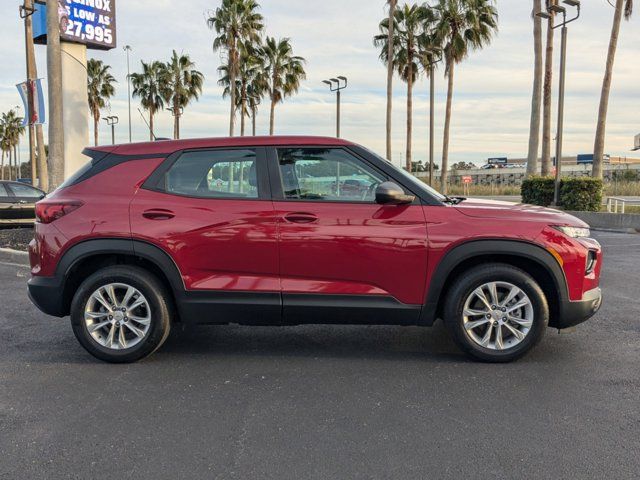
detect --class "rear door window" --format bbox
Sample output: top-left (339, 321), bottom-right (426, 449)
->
top-left (163, 149), bottom-right (259, 199)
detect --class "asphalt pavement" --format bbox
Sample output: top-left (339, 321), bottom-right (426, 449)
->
top-left (1, 232), bottom-right (639, 479)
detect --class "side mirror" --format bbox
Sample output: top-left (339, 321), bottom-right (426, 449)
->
top-left (375, 182), bottom-right (415, 205)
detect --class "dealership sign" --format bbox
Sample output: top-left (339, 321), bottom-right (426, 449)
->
top-left (33, 0), bottom-right (117, 50)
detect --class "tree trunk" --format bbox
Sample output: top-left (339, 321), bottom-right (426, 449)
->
top-left (173, 102), bottom-right (179, 140)
top-left (269, 90), bottom-right (276, 136)
top-left (385, 0), bottom-right (397, 162)
top-left (14, 145), bottom-right (19, 180)
top-left (8, 149), bottom-right (13, 181)
top-left (541, 13), bottom-right (555, 176)
top-left (440, 59), bottom-right (455, 194)
top-left (1, 151), bottom-right (4, 181)
top-left (94, 112), bottom-right (99, 146)
top-left (593, 0), bottom-right (624, 179)
top-left (229, 48), bottom-right (236, 137)
top-left (527, 0), bottom-right (543, 177)
top-left (252, 106), bottom-right (257, 136)
top-left (405, 64), bottom-right (413, 172)
top-left (149, 111), bottom-right (154, 141)
top-left (46, 0), bottom-right (65, 190)
top-left (240, 82), bottom-right (247, 137)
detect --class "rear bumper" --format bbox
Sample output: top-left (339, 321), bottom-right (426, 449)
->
top-left (27, 275), bottom-right (67, 317)
top-left (554, 287), bottom-right (602, 329)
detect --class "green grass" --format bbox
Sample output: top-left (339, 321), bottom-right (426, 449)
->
top-left (605, 182), bottom-right (640, 196)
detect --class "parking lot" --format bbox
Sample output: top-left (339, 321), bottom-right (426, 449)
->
top-left (1, 231), bottom-right (639, 479)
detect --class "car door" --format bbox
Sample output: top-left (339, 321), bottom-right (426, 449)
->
top-left (0, 183), bottom-right (16, 223)
top-left (4, 183), bottom-right (44, 222)
top-left (269, 147), bottom-right (429, 325)
top-left (130, 147), bottom-right (280, 325)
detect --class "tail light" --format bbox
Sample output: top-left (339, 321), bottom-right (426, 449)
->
top-left (35, 200), bottom-right (83, 224)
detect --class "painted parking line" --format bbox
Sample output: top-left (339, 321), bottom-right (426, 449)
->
top-left (0, 261), bottom-right (31, 269)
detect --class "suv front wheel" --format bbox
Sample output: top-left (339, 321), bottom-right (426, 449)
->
top-left (70, 266), bottom-right (173, 363)
top-left (444, 264), bottom-right (549, 362)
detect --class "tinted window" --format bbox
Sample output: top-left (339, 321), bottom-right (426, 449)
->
top-left (8, 183), bottom-right (43, 199)
top-left (277, 148), bottom-right (386, 202)
top-left (164, 149), bottom-right (258, 199)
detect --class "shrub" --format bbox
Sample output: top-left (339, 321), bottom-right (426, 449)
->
top-left (560, 177), bottom-right (603, 212)
top-left (521, 177), bottom-right (555, 207)
top-left (521, 177), bottom-right (604, 211)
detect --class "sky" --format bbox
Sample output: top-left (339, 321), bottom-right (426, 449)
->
top-left (0, 0), bottom-right (639, 168)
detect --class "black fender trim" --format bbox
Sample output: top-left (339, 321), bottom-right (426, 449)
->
top-left (419, 239), bottom-right (569, 326)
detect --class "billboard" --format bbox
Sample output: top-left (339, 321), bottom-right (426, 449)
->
top-left (488, 157), bottom-right (508, 165)
top-left (33, 1), bottom-right (117, 51)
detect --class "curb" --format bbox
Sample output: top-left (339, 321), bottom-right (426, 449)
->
top-left (0, 248), bottom-right (30, 266)
top-left (591, 227), bottom-right (638, 234)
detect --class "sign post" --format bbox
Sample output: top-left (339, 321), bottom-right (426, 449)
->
top-left (32, 0), bottom-right (117, 180)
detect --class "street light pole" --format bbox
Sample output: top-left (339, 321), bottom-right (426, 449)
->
top-left (537, 0), bottom-right (580, 206)
top-left (124, 45), bottom-right (132, 143)
top-left (322, 76), bottom-right (348, 138)
top-left (104, 116), bottom-right (119, 145)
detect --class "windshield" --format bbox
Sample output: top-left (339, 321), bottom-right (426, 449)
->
top-left (361, 147), bottom-right (447, 202)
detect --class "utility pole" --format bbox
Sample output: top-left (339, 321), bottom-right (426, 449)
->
top-left (322, 76), bottom-right (348, 138)
top-left (46, 0), bottom-right (64, 190)
top-left (20, 0), bottom-right (48, 189)
top-left (20, 1), bottom-right (36, 185)
top-left (124, 45), bottom-right (132, 142)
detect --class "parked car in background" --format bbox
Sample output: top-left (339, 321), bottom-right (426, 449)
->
top-left (27, 136), bottom-right (602, 364)
top-left (0, 181), bottom-right (46, 226)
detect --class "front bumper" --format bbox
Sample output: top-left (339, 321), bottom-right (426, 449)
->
top-left (27, 275), bottom-right (67, 317)
top-left (554, 287), bottom-right (602, 329)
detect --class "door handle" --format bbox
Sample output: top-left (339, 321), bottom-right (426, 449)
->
top-left (142, 209), bottom-right (175, 220)
top-left (283, 212), bottom-right (318, 224)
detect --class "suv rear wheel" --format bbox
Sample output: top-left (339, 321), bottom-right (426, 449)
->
top-left (444, 264), bottom-right (549, 362)
top-left (70, 266), bottom-right (172, 363)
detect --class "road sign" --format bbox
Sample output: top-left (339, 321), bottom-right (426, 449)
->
top-left (462, 176), bottom-right (473, 184)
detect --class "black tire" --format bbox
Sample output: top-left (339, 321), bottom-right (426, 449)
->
top-left (443, 263), bottom-right (549, 363)
top-left (70, 266), bottom-right (173, 363)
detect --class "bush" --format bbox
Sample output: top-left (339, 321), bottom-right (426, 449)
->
top-left (521, 177), bottom-right (603, 211)
top-left (560, 177), bottom-right (603, 212)
top-left (521, 177), bottom-right (555, 207)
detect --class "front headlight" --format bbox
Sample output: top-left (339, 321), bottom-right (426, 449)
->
top-left (552, 225), bottom-right (591, 238)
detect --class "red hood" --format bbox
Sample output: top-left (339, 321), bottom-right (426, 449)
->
top-left (454, 198), bottom-right (589, 227)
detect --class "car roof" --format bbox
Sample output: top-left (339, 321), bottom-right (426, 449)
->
top-left (91, 136), bottom-right (356, 157)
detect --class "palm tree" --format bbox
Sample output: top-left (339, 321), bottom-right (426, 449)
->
top-left (131, 61), bottom-right (165, 141)
top-left (540, 3), bottom-right (556, 176)
top-left (1, 110), bottom-right (25, 180)
top-left (160, 50), bottom-right (204, 140)
top-left (259, 37), bottom-right (306, 135)
top-left (435, 0), bottom-right (498, 193)
top-left (526, 0), bottom-right (543, 177)
top-left (87, 59), bottom-right (116, 146)
top-left (593, 0), bottom-right (633, 178)
top-left (218, 44), bottom-right (266, 136)
top-left (207, 0), bottom-right (264, 137)
top-left (375, 4), bottom-right (437, 172)
top-left (385, 0), bottom-right (398, 161)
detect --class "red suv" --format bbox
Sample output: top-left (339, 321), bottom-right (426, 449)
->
top-left (28, 136), bottom-right (602, 363)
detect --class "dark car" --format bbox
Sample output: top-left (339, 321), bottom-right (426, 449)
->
top-left (27, 136), bottom-right (602, 364)
top-left (0, 181), bottom-right (46, 227)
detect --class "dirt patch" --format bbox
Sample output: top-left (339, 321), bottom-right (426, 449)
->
top-left (0, 228), bottom-right (34, 251)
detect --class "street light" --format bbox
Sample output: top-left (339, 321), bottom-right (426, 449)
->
top-left (123, 45), bottom-right (132, 143)
top-left (537, 0), bottom-right (581, 206)
top-left (104, 115), bottom-right (119, 145)
top-left (322, 76), bottom-right (348, 138)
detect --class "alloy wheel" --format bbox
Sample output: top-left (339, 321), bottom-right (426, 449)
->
top-left (84, 283), bottom-right (151, 350)
top-left (462, 281), bottom-right (534, 351)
